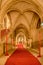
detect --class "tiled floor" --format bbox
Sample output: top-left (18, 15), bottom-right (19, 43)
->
top-left (29, 48), bottom-right (43, 65)
top-left (0, 56), bottom-right (9, 65)
top-left (30, 51), bottom-right (43, 65)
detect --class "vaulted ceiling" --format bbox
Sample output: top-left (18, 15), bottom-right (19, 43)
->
top-left (0, 0), bottom-right (43, 43)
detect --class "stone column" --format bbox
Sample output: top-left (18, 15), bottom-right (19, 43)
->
top-left (5, 29), bottom-right (9, 56)
top-left (38, 31), bottom-right (41, 57)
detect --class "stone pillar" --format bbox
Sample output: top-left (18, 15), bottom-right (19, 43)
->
top-left (5, 30), bottom-right (9, 56)
top-left (38, 31), bottom-right (41, 57)
top-left (3, 43), bottom-right (5, 54)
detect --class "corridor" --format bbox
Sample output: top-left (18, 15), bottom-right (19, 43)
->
top-left (0, 0), bottom-right (43, 65)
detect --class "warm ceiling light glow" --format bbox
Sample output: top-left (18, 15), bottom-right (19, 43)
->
top-left (18, 36), bottom-right (23, 42)
top-left (41, 22), bottom-right (43, 27)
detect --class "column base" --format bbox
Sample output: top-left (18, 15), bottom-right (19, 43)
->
top-left (5, 53), bottom-right (9, 56)
top-left (37, 54), bottom-right (41, 57)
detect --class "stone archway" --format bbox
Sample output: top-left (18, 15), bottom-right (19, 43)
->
top-left (0, 0), bottom-right (43, 57)
top-left (16, 32), bottom-right (26, 48)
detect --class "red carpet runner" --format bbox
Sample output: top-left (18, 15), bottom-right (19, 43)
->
top-left (5, 49), bottom-right (41, 65)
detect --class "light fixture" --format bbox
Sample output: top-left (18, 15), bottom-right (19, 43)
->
top-left (41, 22), bottom-right (43, 28)
top-left (41, 22), bottom-right (43, 26)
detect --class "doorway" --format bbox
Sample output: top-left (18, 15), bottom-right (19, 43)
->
top-left (16, 33), bottom-right (26, 48)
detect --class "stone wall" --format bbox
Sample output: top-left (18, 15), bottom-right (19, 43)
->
top-left (0, 44), bottom-right (3, 56)
top-left (31, 40), bottom-right (43, 49)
